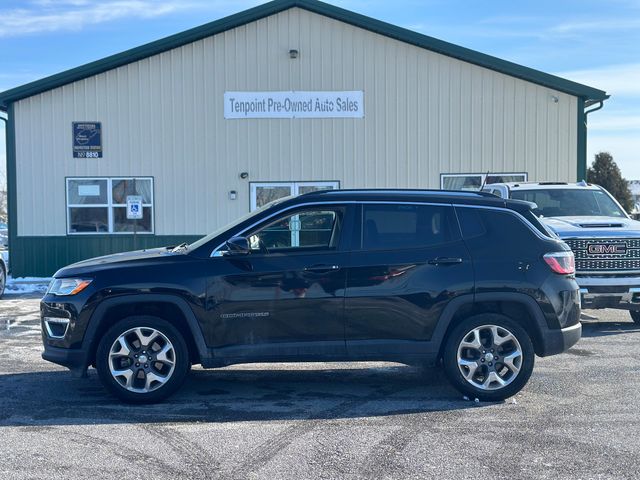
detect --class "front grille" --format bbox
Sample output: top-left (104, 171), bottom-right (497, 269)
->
top-left (565, 238), bottom-right (640, 250)
top-left (564, 238), bottom-right (640, 272)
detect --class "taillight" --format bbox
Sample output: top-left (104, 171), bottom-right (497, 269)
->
top-left (543, 251), bottom-right (575, 275)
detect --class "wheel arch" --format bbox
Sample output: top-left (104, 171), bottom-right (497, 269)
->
top-left (83, 294), bottom-right (208, 367)
top-left (434, 293), bottom-right (548, 358)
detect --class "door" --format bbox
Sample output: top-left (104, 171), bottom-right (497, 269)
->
top-left (205, 204), bottom-right (353, 359)
top-left (250, 181), bottom-right (339, 211)
top-left (344, 203), bottom-right (474, 356)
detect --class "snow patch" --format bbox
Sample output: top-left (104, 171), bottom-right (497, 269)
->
top-left (5, 276), bottom-right (50, 295)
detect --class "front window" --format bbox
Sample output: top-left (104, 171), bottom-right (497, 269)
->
top-left (66, 177), bottom-right (154, 234)
top-left (248, 208), bottom-right (344, 252)
top-left (441, 173), bottom-right (527, 191)
top-left (510, 189), bottom-right (627, 218)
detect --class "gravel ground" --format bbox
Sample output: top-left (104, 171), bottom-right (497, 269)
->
top-left (1, 293), bottom-right (639, 479)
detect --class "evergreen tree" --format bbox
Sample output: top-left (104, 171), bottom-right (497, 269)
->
top-left (586, 152), bottom-right (634, 213)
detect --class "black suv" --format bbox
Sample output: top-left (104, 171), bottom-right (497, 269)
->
top-left (41, 190), bottom-right (581, 403)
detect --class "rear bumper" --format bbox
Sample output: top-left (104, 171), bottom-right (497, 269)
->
top-left (576, 276), bottom-right (640, 310)
top-left (538, 322), bottom-right (582, 357)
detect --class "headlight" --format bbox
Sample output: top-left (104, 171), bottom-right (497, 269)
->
top-left (47, 278), bottom-right (93, 296)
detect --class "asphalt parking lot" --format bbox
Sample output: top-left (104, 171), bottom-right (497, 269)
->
top-left (1, 293), bottom-right (639, 480)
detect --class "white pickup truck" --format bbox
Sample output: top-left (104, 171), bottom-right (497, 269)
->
top-left (484, 181), bottom-right (640, 324)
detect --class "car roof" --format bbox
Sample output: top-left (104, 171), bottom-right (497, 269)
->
top-left (486, 181), bottom-right (600, 191)
top-left (290, 188), bottom-right (534, 212)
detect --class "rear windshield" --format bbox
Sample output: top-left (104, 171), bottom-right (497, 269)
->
top-left (510, 189), bottom-right (626, 218)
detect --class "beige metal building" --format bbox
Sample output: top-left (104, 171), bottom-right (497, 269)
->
top-left (0, 0), bottom-right (608, 276)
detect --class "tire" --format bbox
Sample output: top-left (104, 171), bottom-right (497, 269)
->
top-left (96, 316), bottom-right (190, 403)
top-left (0, 263), bottom-right (5, 299)
top-left (442, 313), bottom-right (535, 402)
top-left (630, 311), bottom-right (640, 325)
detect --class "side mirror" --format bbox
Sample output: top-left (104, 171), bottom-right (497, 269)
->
top-left (224, 236), bottom-right (250, 256)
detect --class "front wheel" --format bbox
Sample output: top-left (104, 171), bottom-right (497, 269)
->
top-left (96, 316), bottom-right (190, 403)
top-left (442, 314), bottom-right (535, 402)
top-left (630, 311), bottom-right (640, 325)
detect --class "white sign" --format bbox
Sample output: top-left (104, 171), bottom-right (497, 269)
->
top-left (126, 195), bottom-right (143, 220)
top-left (78, 185), bottom-right (100, 197)
top-left (224, 91), bottom-right (364, 119)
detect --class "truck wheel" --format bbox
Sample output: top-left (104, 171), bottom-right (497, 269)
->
top-left (630, 311), bottom-right (640, 325)
top-left (96, 316), bottom-right (190, 403)
top-left (443, 314), bottom-right (535, 402)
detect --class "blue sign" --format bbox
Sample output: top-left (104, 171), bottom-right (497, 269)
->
top-left (73, 122), bottom-right (102, 158)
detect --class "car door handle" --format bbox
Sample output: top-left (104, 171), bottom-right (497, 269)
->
top-left (428, 257), bottom-right (463, 266)
top-left (304, 264), bottom-right (341, 273)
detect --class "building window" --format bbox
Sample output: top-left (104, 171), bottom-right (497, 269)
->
top-left (440, 173), bottom-right (527, 191)
top-left (249, 181), bottom-right (339, 211)
top-left (66, 177), bottom-right (154, 234)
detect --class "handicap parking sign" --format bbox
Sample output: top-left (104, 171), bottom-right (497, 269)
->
top-left (126, 196), bottom-right (143, 220)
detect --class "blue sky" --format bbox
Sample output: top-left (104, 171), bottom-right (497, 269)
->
top-left (1, 0), bottom-right (639, 183)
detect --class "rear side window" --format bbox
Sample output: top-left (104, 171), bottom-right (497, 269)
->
top-left (521, 209), bottom-right (557, 238)
top-left (456, 207), bottom-right (537, 246)
top-left (362, 204), bottom-right (460, 250)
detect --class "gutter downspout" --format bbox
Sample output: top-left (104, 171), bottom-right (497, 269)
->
top-left (577, 97), bottom-right (608, 182)
top-left (585, 100), bottom-right (604, 116)
top-left (0, 111), bottom-right (9, 266)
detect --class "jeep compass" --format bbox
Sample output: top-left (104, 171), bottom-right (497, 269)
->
top-left (41, 190), bottom-right (581, 403)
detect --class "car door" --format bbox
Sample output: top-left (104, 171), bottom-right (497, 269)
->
top-left (204, 204), bottom-right (354, 360)
top-left (344, 202), bottom-right (474, 356)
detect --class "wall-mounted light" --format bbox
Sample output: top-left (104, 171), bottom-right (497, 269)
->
top-left (289, 49), bottom-right (299, 59)
top-left (229, 190), bottom-right (237, 200)
top-left (550, 95), bottom-right (559, 103)
top-left (239, 172), bottom-right (249, 179)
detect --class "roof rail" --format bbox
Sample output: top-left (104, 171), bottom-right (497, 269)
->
top-left (302, 188), bottom-right (497, 198)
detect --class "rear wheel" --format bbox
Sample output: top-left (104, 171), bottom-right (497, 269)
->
top-left (443, 314), bottom-right (535, 401)
top-left (630, 311), bottom-right (640, 325)
top-left (96, 316), bottom-right (190, 403)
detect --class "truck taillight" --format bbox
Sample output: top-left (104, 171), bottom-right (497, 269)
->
top-left (543, 251), bottom-right (575, 275)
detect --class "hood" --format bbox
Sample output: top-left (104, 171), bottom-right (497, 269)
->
top-left (54, 246), bottom-right (183, 277)
top-left (541, 216), bottom-right (640, 239)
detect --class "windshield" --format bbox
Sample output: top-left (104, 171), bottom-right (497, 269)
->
top-left (187, 196), bottom-right (293, 251)
top-left (510, 189), bottom-right (627, 218)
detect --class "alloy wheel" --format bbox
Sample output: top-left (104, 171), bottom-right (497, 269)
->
top-left (108, 327), bottom-right (176, 393)
top-left (456, 324), bottom-right (523, 390)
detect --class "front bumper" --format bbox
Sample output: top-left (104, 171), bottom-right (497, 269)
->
top-left (42, 344), bottom-right (90, 375)
top-left (539, 322), bottom-right (582, 357)
top-left (40, 295), bottom-right (94, 374)
top-left (576, 276), bottom-right (640, 310)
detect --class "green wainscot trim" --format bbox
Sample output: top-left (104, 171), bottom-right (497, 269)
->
top-left (9, 235), bottom-right (202, 278)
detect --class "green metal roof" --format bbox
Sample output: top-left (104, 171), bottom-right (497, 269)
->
top-left (0, 0), bottom-right (608, 109)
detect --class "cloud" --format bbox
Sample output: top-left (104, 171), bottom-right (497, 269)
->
top-left (550, 18), bottom-right (640, 35)
top-left (0, 1), bottom-right (203, 37)
top-left (557, 63), bottom-right (640, 97)
top-left (587, 112), bottom-right (640, 132)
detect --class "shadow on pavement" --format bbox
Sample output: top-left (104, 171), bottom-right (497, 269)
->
top-left (0, 364), bottom-right (483, 427)
top-left (580, 321), bottom-right (640, 338)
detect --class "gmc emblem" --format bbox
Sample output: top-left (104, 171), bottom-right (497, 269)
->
top-left (587, 243), bottom-right (627, 255)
